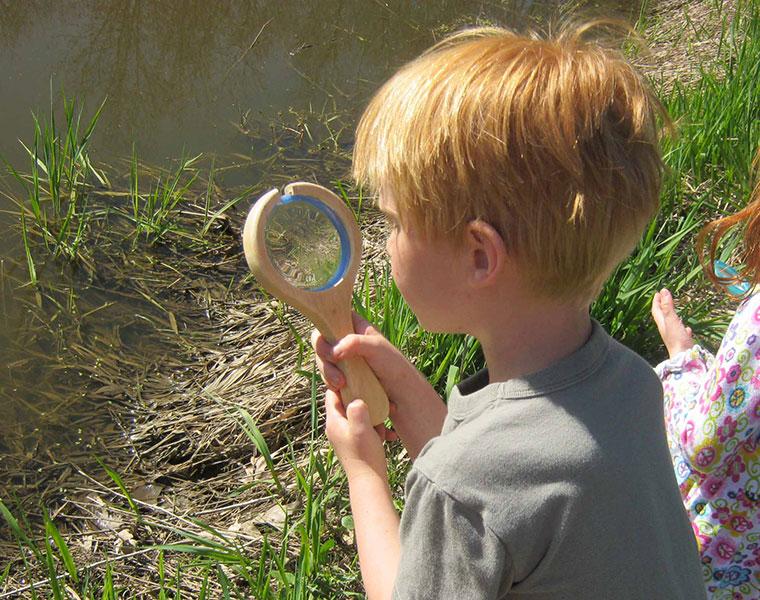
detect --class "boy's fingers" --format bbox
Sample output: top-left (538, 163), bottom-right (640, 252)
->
top-left (351, 312), bottom-right (379, 337)
top-left (311, 329), bottom-right (336, 360)
top-left (334, 333), bottom-right (387, 363)
top-left (314, 352), bottom-right (346, 390)
top-left (325, 389), bottom-right (347, 422)
top-left (311, 330), bottom-right (346, 389)
top-left (324, 363), bottom-right (345, 390)
top-left (346, 399), bottom-right (372, 433)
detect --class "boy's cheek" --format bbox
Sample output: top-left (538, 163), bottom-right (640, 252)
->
top-left (385, 232), bottom-right (396, 257)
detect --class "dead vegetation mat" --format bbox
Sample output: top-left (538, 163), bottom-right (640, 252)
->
top-left (0, 1), bottom-right (745, 595)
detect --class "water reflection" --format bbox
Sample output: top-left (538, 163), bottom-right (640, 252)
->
top-left (0, 0), bottom-right (642, 171)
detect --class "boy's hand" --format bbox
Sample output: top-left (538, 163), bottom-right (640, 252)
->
top-left (311, 313), bottom-right (448, 459)
top-left (325, 387), bottom-right (402, 600)
top-left (311, 313), bottom-right (401, 392)
top-left (325, 390), bottom-right (388, 481)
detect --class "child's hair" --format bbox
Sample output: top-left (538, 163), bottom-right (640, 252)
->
top-left (697, 149), bottom-right (760, 295)
top-left (353, 22), bottom-right (669, 302)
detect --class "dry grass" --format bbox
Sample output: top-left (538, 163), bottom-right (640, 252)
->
top-left (639, 0), bottom-right (740, 90)
top-left (0, 151), bottom-right (387, 594)
top-left (0, 1), bottom-right (750, 595)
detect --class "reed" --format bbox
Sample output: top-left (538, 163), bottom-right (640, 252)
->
top-left (1, 3), bottom-right (758, 598)
top-left (5, 92), bottom-right (107, 271)
top-left (128, 151), bottom-right (201, 244)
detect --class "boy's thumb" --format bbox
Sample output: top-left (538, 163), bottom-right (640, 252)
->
top-left (346, 399), bottom-right (371, 430)
top-left (334, 334), bottom-right (381, 363)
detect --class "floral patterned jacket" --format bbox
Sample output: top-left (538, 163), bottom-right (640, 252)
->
top-left (656, 293), bottom-right (760, 599)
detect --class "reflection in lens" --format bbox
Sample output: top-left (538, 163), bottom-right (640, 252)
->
top-left (264, 198), bottom-right (344, 290)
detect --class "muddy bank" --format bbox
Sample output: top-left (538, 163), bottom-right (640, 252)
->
top-left (0, 1), bottom-right (750, 596)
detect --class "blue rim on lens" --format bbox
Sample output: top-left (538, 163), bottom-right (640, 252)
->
top-left (714, 259), bottom-right (751, 296)
top-left (279, 194), bottom-right (351, 291)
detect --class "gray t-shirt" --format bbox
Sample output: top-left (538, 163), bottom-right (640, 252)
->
top-left (393, 321), bottom-right (705, 599)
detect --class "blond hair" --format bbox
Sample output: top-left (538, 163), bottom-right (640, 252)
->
top-left (353, 22), bottom-right (669, 302)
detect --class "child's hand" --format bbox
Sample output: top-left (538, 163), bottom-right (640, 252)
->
top-left (325, 389), bottom-right (388, 482)
top-left (311, 312), bottom-right (447, 459)
top-left (311, 313), bottom-right (406, 392)
top-left (651, 288), bottom-right (695, 358)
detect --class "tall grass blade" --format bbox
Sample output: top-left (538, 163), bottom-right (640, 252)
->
top-left (44, 510), bottom-right (79, 584)
top-left (0, 499), bottom-right (35, 548)
top-left (95, 457), bottom-right (140, 517)
top-left (237, 408), bottom-right (285, 496)
top-left (20, 213), bottom-right (38, 285)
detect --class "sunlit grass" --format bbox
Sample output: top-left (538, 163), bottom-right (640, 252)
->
top-left (595, 1), bottom-right (759, 357)
top-left (1, 3), bottom-right (758, 598)
top-left (3, 91), bottom-right (108, 281)
top-left (128, 149), bottom-right (201, 244)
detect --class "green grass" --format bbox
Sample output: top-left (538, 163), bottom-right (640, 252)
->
top-left (2, 2), bottom-right (759, 597)
top-left (4, 94), bottom-right (252, 291)
top-left (128, 149), bottom-right (201, 244)
top-left (3, 91), bottom-right (108, 281)
top-left (594, 1), bottom-right (759, 357)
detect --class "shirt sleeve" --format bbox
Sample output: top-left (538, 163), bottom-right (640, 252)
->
top-left (654, 294), bottom-right (760, 476)
top-left (392, 469), bottom-right (513, 600)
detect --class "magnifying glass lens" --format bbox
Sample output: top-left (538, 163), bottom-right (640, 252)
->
top-left (264, 195), bottom-right (351, 291)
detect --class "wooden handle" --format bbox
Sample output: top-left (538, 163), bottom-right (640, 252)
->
top-left (320, 303), bottom-right (389, 426)
top-left (243, 182), bottom-right (389, 426)
top-left (337, 356), bottom-right (389, 426)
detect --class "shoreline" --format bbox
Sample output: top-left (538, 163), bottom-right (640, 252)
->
top-left (1, 2), bottom-right (757, 597)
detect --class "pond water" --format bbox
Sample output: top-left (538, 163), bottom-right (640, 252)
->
top-left (0, 0), bottom-right (644, 466)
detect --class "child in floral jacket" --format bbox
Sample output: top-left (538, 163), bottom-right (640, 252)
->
top-left (652, 159), bottom-right (760, 599)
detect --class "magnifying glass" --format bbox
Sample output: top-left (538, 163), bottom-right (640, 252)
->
top-left (243, 182), bottom-right (389, 426)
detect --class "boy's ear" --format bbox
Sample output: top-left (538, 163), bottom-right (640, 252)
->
top-left (464, 219), bottom-right (507, 286)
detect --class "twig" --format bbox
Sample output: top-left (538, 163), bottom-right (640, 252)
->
top-left (0, 548), bottom-right (154, 599)
top-left (223, 18), bottom-right (273, 81)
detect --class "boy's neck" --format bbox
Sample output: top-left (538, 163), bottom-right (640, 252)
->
top-left (476, 300), bottom-right (593, 384)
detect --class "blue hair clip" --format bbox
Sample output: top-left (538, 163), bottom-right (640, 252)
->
top-left (713, 260), bottom-right (751, 296)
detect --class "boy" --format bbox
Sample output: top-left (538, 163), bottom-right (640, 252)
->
top-left (312, 23), bottom-right (706, 599)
